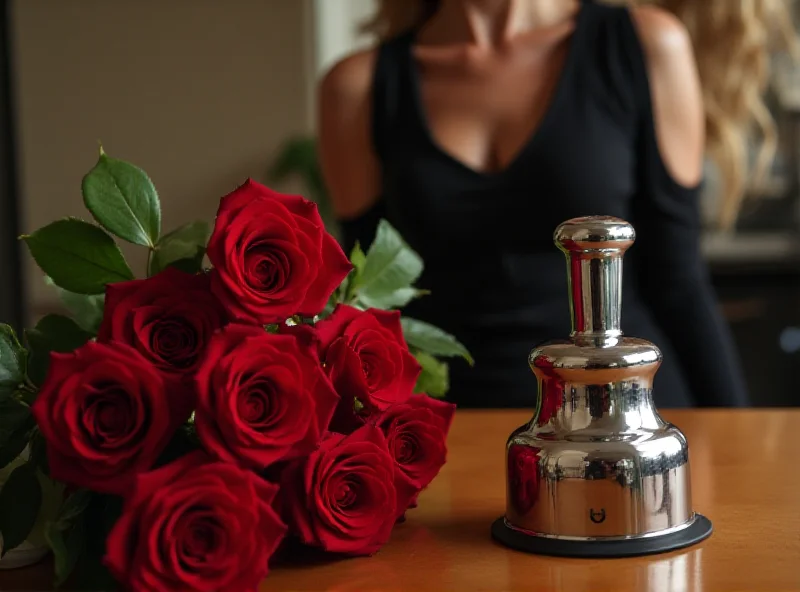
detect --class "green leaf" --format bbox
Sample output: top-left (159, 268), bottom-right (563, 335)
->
top-left (268, 137), bottom-right (330, 213)
top-left (268, 137), bottom-right (325, 201)
top-left (26, 314), bottom-right (93, 386)
top-left (46, 514), bottom-right (86, 588)
top-left (356, 220), bottom-right (424, 309)
top-left (268, 137), bottom-right (340, 239)
top-left (44, 489), bottom-right (92, 587)
top-left (357, 287), bottom-right (429, 310)
top-left (350, 241), bottom-right (366, 271)
top-left (23, 219), bottom-right (134, 295)
top-left (29, 429), bottom-right (48, 476)
top-left (0, 463), bottom-right (42, 555)
top-left (44, 277), bottom-right (105, 335)
top-left (0, 400), bottom-right (34, 470)
top-left (414, 352), bottom-right (449, 398)
top-left (401, 317), bottom-right (474, 365)
top-left (267, 136), bottom-right (341, 238)
top-left (0, 325), bottom-right (26, 399)
top-left (0, 398), bottom-right (32, 439)
top-left (149, 221), bottom-right (209, 276)
top-left (56, 490), bottom-right (93, 530)
top-left (162, 256), bottom-right (205, 275)
top-left (81, 150), bottom-right (161, 247)
top-left (340, 242), bottom-right (366, 304)
top-left (0, 420), bottom-right (35, 470)
top-left (28, 471), bottom-right (65, 549)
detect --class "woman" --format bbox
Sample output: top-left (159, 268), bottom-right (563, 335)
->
top-left (318, 0), bottom-right (793, 408)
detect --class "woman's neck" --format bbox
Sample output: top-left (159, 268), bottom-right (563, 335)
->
top-left (431, 0), bottom-right (580, 47)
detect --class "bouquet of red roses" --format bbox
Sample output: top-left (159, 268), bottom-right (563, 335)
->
top-left (0, 148), bottom-right (471, 590)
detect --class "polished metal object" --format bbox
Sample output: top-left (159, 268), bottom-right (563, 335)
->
top-left (498, 216), bottom-right (711, 553)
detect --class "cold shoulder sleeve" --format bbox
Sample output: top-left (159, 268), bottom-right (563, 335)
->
top-left (623, 11), bottom-right (749, 406)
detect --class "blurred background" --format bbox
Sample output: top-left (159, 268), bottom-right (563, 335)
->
top-left (0, 0), bottom-right (798, 406)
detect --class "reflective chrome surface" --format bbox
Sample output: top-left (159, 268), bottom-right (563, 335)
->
top-left (505, 216), bottom-right (696, 539)
top-left (555, 215), bottom-right (635, 339)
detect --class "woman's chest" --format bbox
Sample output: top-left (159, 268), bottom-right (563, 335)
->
top-left (414, 46), bottom-right (570, 175)
top-left (382, 104), bottom-right (638, 250)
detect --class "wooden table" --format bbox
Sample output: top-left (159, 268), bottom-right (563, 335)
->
top-left (263, 410), bottom-right (800, 592)
top-left (1, 410), bottom-right (798, 591)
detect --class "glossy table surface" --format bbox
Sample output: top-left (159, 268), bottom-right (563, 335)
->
top-left (1, 410), bottom-right (798, 591)
top-left (262, 410), bottom-right (800, 592)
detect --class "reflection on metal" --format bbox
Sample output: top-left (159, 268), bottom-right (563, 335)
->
top-left (504, 217), bottom-right (704, 542)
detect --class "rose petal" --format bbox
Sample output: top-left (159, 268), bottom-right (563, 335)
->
top-left (314, 305), bottom-right (364, 355)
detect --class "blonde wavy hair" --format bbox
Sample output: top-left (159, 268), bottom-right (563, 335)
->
top-left (362, 0), bottom-right (799, 229)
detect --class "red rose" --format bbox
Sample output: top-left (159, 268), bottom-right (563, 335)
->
top-left (375, 395), bottom-right (455, 501)
top-left (507, 444), bottom-right (541, 515)
top-left (194, 325), bottom-right (339, 470)
top-left (105, 451), bottom-right (286, 591)
top-left (536, 379), bottom-right (561, 426)
top-left (315, 305), bottom-right (420, 425)
top-left (280, 425), bottom-right (416, 556)
top-left (31, 342), bottom-right (183, 495)
top-left (206, 179), bottom-right (351, 323)
top-left (98, 268), bottom-right (226, 402)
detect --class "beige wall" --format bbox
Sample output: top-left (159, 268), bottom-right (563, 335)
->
top-left (11, 0), bottom-right (314, 318)
top-left (314, 0), bottom-right (374, 78)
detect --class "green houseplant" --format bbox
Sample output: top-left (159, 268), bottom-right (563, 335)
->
top-left (268, 136), bottom-right (338, 234)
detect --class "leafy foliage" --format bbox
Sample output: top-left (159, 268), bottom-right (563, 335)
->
top-left (82, 147), bottom-right (161, 247)
top-left (22, 219), bottom-right (134, 295)
top-left (0, 325), bottom-right (26, 399)
top-left (268, 136), bottom-right (337, 233)
top-left (0, 462), bottom-right (42, 556)
top-left (44, 277), bottom-right (105, 335)
top-left (3, 147), bottom-right (473, 589)
top-left (45, 489), bottom-right (92, 587)
top-left (327, 222), bottom-right (472, 395)
top-left (149, 221), bottom-right (210, 276)
top-left (0, 399), bottom-right (35, 469)
top-left (413, 352), bottom-right (449, 398)
top-left (401, 318), bottom-right (473, 365)
top-left (25, 315), bottom-right (93, 386)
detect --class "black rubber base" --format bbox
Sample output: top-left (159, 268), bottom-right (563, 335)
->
top-left (491, 514), bottom-right (712, 558)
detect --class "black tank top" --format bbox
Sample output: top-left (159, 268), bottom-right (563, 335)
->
top-left (339, 0), bottom-right (749, 408)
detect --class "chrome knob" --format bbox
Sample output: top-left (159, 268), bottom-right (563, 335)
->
top-left (554, 216), bottom-right (635, 339)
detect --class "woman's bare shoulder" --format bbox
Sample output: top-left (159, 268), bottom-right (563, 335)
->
top-left (317, 47), bottom-right (382, 219)
top-left (629, 5), bottom-right (704, 187)
top-left (630, 5), bottom-right (694, 67)
top-left (319, 48), bottom-right (379, 109)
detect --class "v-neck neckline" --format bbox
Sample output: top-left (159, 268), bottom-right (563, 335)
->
top-left (405, 1), bottom-right (591, 182)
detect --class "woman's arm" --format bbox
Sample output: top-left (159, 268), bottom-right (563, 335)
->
top-left (630, 6), bottom-right (749, 406)
top-left (318, 49), bottom-right (382, 218)
top-left (632, 6), bottom-right (704, 187)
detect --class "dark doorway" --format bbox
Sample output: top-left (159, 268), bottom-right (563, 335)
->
top-left (0, 0), bottom-right (24, 333)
